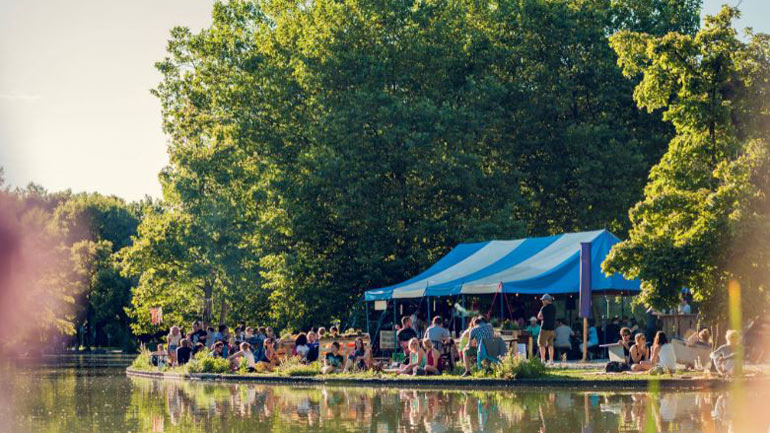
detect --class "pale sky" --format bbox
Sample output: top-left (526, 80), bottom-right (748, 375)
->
top-left (0, 0), bottom-right (767, 202)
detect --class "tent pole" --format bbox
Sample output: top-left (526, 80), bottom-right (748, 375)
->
top-left (393, 299), bottom-right (398, 351)
top-left (500, 292), bottom-right (504, 322)
top-left (427, 296), bottom-right (431, 323)
top-left (365, 300), bottom-right (370, 336)
top-left (462, 295), bottom-right (466, 330)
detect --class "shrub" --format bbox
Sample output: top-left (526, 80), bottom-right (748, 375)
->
top-left (237, 357), bottom-right (250, 375)
top-left (492, 355), bottom-right (547, 380)
top-left (129, 346), bottom-right (155, 371)
top-left (275, 356), bottom-right (321, 377)
top-left (185, 351), bottom-right (231, 374)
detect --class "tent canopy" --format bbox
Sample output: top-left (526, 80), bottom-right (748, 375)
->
top-left (364, 229), bottom-right (639, 301)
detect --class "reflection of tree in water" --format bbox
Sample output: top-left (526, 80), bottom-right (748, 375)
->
top-left (126, 376), bottom-right (770, 433)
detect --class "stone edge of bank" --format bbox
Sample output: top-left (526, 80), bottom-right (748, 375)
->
top-left (126, 367), bottom-right (743, 391)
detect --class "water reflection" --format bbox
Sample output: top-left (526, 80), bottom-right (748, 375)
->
top-left (127, 377), bottom-right (770, 433)
top-left (3, 366), bottom-right (770, 433)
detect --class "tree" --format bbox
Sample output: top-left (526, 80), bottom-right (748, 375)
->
top-left (134, 0), bottom-right (702, 329)
top-left (52, 193), bottom-right (140, 348)
top-left (0, 191), bottom-right (79, 348)
top-left (603, 7), bottom-right (770, 320)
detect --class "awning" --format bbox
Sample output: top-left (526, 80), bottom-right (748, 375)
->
top-left (364, 229), bottom-right (639, 301)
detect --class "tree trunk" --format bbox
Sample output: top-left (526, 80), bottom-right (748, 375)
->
top-left (218, 297), bottom-right (228, 326)
top-left (202, 281), bottom-right (213, 327)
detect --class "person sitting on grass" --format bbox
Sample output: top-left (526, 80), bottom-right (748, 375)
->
top-left (461, 316), bottom-right (494, 377)
top-left (293, 333), bottom-right (310, 362)
top-left (259, 337), bottom-right (279, 370)
top-left (630, 333), bottom-right (651, 372)
top-left (687, 328), bottom-right (712, 347)
top-left (228, 342), bottom-right (257, 372)
top-left (343, 337), bottom-right (368, 372)
top-left (192, 342), bottom-right (205, 357)
top-left (321, 341), bottom-right (344, 374)
top-left (398, 338), bottom-right (425, 375)
top-left (329, 326), bottom-right (340, 339)
top-left (458, 317), bottom-right (477, 367)
top-left (710, 330), bottom-right (740, 377)
top-left (151, 343), bottom-right (167, 368)
top-left (306, 331), bottom-right (320, 362)
top-left (422, 339), bottom-right (441, 375)
top-left (176, 338), bottom-right (192, 366)
top-left (649, 331), bottom-right (676, 375)
top-left (618, 327), bottom-right (633, 364)
top-left (210, 341), bottom-right (225, 358)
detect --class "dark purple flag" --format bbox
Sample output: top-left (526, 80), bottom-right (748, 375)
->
top-left (579, 242), bottom-right (592, 318)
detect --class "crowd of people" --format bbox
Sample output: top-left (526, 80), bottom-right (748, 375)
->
top-left (148, 293), bottom-right (744, 377)
top-left (151, 322), bottom-right (346, 372)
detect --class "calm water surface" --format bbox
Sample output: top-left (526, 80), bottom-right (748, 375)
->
top-left (1, 363), bottom-right (769, 433)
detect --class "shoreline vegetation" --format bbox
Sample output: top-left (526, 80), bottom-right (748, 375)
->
top-left (127, 349), bottom-right (768, 391)
top-left (124, 365), bottom-right (765, 391)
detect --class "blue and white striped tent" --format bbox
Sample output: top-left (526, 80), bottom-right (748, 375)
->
top-left (364, 229), bottom-right (639, 301)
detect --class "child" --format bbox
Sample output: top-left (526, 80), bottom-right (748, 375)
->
top-left (343, 338), bottom-right (367, 372)
top-left (398, 338), bottom-right (424, 375)
top-left (322, 342), bottom-right (344, 374)
top-left (421, 339), bottom-right (441, 375)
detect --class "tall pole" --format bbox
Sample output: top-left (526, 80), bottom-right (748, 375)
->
top-left (500, 292), bottom-right (504, 321)
top-left (365, 300), bottom-right (370, 336)
top-left (393, 299), bottom-right (398, 352)
top-left (579, 242), bottom-right (592, 362)
top-left (427, 296), bottom-right (431, 323)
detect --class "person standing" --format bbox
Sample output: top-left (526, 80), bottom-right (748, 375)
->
top-left (537, 294), bottom-right (557, 364)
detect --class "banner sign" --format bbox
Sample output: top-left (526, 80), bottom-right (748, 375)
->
top-left (579, 242), bottom-right (592, 318)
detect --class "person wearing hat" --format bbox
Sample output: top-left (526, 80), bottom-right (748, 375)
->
top-left (537, 294), bottom-right (557, 364)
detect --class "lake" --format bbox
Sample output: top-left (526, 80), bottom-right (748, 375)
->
top-left (1, 361), bottom-right (768, 433)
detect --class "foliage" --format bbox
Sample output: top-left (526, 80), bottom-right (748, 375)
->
top-left (52, 193), bottom-right (140, 349)
top-left (236, 356), bottom-right (250, 375)
top-left (0, 185), bottom-right (142, 349)
top-left (501, 320), bottom-right (519, 331)
top-left (275, 357), bottom-right (321, 377)
top-left (491, 355), bottom-right (547, 380)
top-left (129, 346), bottom-right (156, 371)
top-left (0, 190), bottom-right (79, 343)
top-left (185, 351), bottom-right (232, 374)
top-left (603, 7), bottom-right (770, 321)
top-left (123, 0), bottom-right (702, 329)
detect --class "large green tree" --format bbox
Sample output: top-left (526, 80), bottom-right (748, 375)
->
top-left (0, 184), bottom-right (78, 347)
top-left (52, 193), bottom-right (140, 348)
top-left (603, 7), bottom-right (770, 320)
top-left (128, 0), bottom-right (701, 329)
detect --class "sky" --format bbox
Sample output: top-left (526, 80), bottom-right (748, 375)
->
top-left (0, 0), bottom-right (768, 202)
